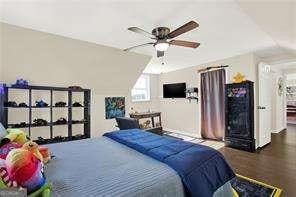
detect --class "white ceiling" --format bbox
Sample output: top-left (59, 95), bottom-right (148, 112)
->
top-left (238, 0), bottom-right (296, 51)
top-left (0, 0), bottom-right (281, 74)
top-left (287, 73), bottom-right (296, 80)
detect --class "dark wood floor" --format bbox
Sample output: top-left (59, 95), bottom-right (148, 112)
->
top-left (219, 125), bottom-right (296, 197)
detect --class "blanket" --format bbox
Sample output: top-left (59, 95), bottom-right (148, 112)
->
top-left (104, 129), bottom-right (235, 197)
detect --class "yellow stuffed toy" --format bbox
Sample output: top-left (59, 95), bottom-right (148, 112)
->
top-left (232, 72), bottom-right (246, 83)
top-left (4, 129), bottom-right (29, 145)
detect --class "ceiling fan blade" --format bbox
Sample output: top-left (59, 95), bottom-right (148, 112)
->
top-left (157, 51), bottom-right (164, 58)
top-left (123, 42), bottom-right (154, 51)
top-left (167, 21), bottom-right (199, 39)
top-left (170, 40), bottom-right (200, 48)
top-left (128, 27), bottom-right (156, 39)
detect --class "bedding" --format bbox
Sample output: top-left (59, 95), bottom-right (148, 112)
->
top-left (46, 134), bottom-right (233, 197)
top-left (104, 129), bottom-right (235, 197)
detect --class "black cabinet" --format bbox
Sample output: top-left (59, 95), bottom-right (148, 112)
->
top-left (225, 81), bottom-right (255, 152)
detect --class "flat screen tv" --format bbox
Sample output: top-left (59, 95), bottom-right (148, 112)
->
top-left (163, 83), bottom-right (186, 98)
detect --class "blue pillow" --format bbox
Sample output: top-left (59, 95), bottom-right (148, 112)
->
top-left (0, 123), bottom-right (7, 139)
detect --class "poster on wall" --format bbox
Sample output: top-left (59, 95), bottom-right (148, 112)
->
top-left (105, 97), bottom-right (125, 119)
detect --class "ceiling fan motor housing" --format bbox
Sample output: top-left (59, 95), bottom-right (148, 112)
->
top-left (152, 27), bottom-right (170, 39)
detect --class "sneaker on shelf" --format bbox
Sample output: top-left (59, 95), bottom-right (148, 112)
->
top-left (55, 102), bottom-right (67, 107)
top-left (4, 101), bottom-right (18, 107)
top-left (35, 100), bottom-right (49, 107)
top-left (55, 118), bottom-right (67, 125)
top-left (18, 103), bottom-right (28, 107)
top-left (72, 102), bottom-right (83, 107)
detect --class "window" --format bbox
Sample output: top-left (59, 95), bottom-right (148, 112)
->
top-left (132, 75), bottom-right (150, 102)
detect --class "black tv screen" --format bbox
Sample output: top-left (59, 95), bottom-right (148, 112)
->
top-left (163, 83), bottom-right (186, 98)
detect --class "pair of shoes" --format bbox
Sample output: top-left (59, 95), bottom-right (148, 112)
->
top-left (4, 101), bottom-right (18, 107)
top-left (35, 137), bottom-right (50, 144)
top-left (55, 118), bottom-right (67, 125)
top-left (33, 119), bottom-right (48, 126)
top-left (55, 102), bottom-right (67, 107)
top-left (68, 86), bottom-right (82, 90)
top-left (18, 102), bottom-right (28, 107)
top-left (13, 122), bottom-right (27, 128)
top-left (72, 102), bottom-right (83, 107)
top-left (53, 136), bottom-right (68, 142)
top-left (35, 100), bottom-right (49, 107)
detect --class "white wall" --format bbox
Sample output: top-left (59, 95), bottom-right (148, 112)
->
top-left (0, 23), bottom-right (151, 137)
top-left (159, 53), bottom-right (258, 138)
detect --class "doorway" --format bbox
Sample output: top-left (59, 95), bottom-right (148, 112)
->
top-left (286, 73), bottom-right (296, 125)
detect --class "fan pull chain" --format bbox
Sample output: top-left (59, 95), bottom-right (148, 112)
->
top-left (161, 56), bottom-right (165, 65)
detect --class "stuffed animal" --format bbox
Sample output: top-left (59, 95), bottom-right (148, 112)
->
top-left (232, 72), bottom-right (246, 83)
top-left (6, 148), bottom-right (46, 193)
top-left (2, 129), bottom-right (29, 145)
top-left (13, 78), bottom-right (29, 87)
top-left (22, 141), bottom-right (43, 163)
top-left (0, 142), bottom-right (22, 159)
top-left (38, 146), bottom-right (50, 164)
top-left (0, 158), bottom-right (17, 188)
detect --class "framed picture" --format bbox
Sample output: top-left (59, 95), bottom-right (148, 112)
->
top-left (105, 97), bottom-right (125, 119)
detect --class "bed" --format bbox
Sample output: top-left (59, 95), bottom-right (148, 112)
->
top-left (46, 129), bottom-right (234, 197)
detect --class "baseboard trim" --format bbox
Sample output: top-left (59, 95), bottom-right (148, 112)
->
top-left (272, 127), bottom-right (286, 133)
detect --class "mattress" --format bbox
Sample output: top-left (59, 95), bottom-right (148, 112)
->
top-left (46, 137), bottom-right (232, 197)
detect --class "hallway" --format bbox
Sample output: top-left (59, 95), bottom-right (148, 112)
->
top-left (219, 125), bottom-right (296, 197)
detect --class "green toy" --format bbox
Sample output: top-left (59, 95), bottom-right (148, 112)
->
top-left (29, 182), bottom-right (52, 197)
top-left (0, 177), bottom-right (7, 188)
top-left (0, 177), bottom-right (52, 197)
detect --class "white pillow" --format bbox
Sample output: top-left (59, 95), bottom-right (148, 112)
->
top-left (0, 123), bottom-right (7, 139)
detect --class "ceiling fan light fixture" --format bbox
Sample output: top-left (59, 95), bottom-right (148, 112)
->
top-left (154, 42), bottom-right (169, 52)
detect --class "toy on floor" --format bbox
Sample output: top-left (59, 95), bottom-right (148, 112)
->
top-left (38, 146), bottom-right (50, 164)
top-left (6, 148), bottom-right (45, 193)
top-left (0, 127), bottom-right (52, 195)
top-left (22, 141), bottom-right (43, 163)
top-left (0, 142), bottom-right (22, 159)
top-left (1, 128), bottom-right (29, 145)
top-left (12, 78), bottom-right (29, 87)
top-left (0, 158), bottom-right (17, 188)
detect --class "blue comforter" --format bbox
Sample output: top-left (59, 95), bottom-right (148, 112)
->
top-left (104, 129), bottom-right (235, 197)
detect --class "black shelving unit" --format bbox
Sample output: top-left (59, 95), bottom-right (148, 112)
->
top-left (0, 84), bottom-right (91, 144)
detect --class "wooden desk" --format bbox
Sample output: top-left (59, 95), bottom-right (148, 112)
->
top-left (129, 112), bottom-right (162, 135)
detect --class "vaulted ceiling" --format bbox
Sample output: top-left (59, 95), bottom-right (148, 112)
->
top-left (0, 0), bottom-right (294, 74)
top-left (238, 0), bottom-right (296, 52)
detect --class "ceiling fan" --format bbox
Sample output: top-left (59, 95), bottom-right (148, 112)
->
top-left (124, 21), bottom-right (200, 58)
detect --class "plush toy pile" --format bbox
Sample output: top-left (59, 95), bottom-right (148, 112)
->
top-left (0, 126), bottom-right (52, 196)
